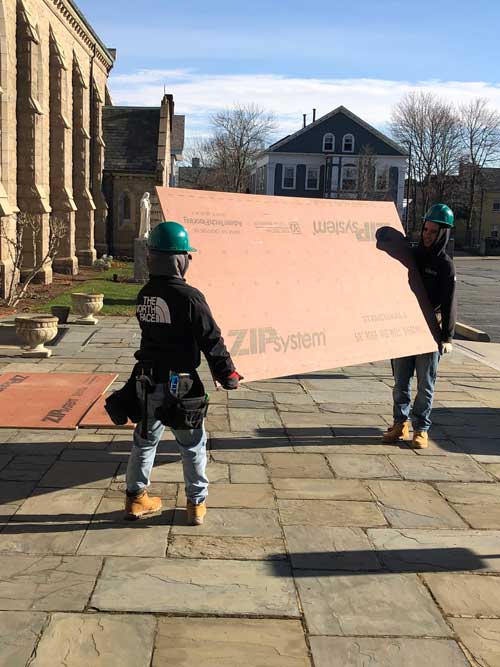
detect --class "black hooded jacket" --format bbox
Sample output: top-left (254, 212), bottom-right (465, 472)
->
top-left (413, 226), bottom-right (457, 343)
top-left (134, 272), bottom-right (235, 383)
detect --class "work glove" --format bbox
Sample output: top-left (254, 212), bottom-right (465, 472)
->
top-left (440, 342), bottom-right (453, 354)
top-left (221, 371), bottom-right (243, 390)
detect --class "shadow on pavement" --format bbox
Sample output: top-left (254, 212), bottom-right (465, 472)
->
top-left (271, 548), bottom-right (500, 574)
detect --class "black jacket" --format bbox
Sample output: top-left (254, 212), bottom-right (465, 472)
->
top-left (414, 228), bottom-right (457, 343)
top-left (134, 276), bottom-right (235, 382)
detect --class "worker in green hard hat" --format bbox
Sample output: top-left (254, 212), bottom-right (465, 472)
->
top-left (383, 203), bottom-right (457, 450)
top-left (124, 221), bottom-right (242, 524)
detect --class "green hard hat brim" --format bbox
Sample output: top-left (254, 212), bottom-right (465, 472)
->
top-left (423, 216), bottom-right (454, 228)
top-left (149, 245), bottom-right (197, 253)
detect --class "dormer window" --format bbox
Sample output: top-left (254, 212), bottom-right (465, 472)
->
top-left (343, 134), bottom-right (354, 152)
top-left (322, 133), bottom-right (334, 152)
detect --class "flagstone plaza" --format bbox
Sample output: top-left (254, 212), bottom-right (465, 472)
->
top-left (1, 317), bottom-right (500, 665)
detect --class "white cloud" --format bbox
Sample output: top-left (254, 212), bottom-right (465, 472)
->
top-left (109, 71), bottom-right (500, 138)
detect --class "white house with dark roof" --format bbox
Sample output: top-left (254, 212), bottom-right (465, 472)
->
top-left (250, 106), bottom-right (408, 216)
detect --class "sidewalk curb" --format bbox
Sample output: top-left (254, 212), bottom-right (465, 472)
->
top-left (455, 321), bottom-right (491, 342)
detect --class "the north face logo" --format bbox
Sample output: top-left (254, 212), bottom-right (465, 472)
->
top-left (136, 296), bottom-right (171, 323)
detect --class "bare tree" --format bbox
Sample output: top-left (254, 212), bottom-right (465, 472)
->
top-left (0, 213), bottom-right (66, 307)
top-left (178, 137), bottom-right (223, 191)
top-left (391, 91), bottom-right (461, 229)
top-left (458, 98), bottom-right (500, 244)
top-left (357, 145), bottom-right (377, 200)
top-left (207, 104), bottom-right (277, 192)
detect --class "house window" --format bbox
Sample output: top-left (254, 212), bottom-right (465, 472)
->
top-left (306, 166), bottom-right (320, 190)
top-left (492, 200), bottom-right (500, 213)
top-left (375, 165), bottom-right (389, 191)
top-left (282, 166), bottom-right (296, 189)
top-left (256, 166), bottom-right (265, 193)
top-left (341, 164), bottom-right (357, 191)
top-left (119, 192), bottom-right (131, 224)
top-left (343, 134), bottom-right (354, 152)
top-left (322, 133), bottom-right (334, 152)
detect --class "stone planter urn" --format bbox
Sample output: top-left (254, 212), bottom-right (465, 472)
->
top-left (71, 293), bottom-right (104, 325)
top-left (15, 315), bottom-right (59, 358)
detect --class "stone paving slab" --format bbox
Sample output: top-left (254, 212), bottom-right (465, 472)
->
top-left (389, 455), bottom-right (492, 481)
top-left (229, 408), bottom-right (283, 431)
top-left (423, 573), bottom-right (500, 617)
top-left (293, 440), bottom-right (413, 455)
top-left (177, 483), bottom-right (275, 508)
top-left (152, 617), bottom-right (311, 667)
top-left (327, 453), bottom-right (401, 478)
top-left (91, 557), bottom-right (300, 616)
top-left (38, 461), bottom-right (120, 489)
top-left (230, 463), bottom-right (268, 483)
top-left (284, 525), bottom-right (380, 571)
top-left (172, 507), bottom-right (282, 537)
top-left (0, 454), bottom-right (12, 471)
top-left (0, 456), bottom-right (57, 482)
top-left (0, 554), bottom-right (101, 611)
top-left (0, 611), bottom-right (47, 666)
top-left (30, 613), bottom-right (156, 667)
top-left (278, 499), bottom-right (386, 527)
top-left (0, 504), bottom-right (18, 525)
top-left (77, 498), bottom-right (171, 557)
top-left (452, 438), bottom-right (500, 463)
top-left (368, 529), bottom-right (500, 572)
top-left (295, 572), bottom-right (451, 636)
top-left (451, 618), bottom-right (500, 667)
top-left (210, 450), bottom-right (263, 464)
top-left (263, 453), bottom-right (333, 478)
top-left (0, 520), bottom-right (90, 555)
top-left (167, 535), bottom-right (287, 560)
top-left (310, 637), bottom-right (470, 667)
top-left (209, 431), bottom-right (294, 453)
top-left (368, 480), bottom-right (467, 528)
top-left (273, 478), bottom-right (371, 501)
top-left (12, 487), bottom-right (104, 521)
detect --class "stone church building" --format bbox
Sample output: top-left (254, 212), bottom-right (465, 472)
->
top-left (102, 100), bottom-right (185, 257)
top-left (0, 0), bottom-right (113, 299)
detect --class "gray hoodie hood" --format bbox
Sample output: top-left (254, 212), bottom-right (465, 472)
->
top-left (148, 250), bottom-right (190, 279)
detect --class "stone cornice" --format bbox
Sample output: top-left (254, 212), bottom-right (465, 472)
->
top-left (47, 0), bottom-right (115, 72)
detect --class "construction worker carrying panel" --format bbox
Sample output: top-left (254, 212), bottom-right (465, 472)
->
top-left (124, 221), bottom-right (241, 524)
top-left (383, 203), bottom-right (457, 449)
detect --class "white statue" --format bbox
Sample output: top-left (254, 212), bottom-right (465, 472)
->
top-left (139, 192), bottom-right (151, 239)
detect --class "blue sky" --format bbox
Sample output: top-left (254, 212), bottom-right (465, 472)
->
top-left (78, 0), bottom-right (500, 138)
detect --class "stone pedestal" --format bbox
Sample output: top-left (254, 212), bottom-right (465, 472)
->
top-left (134, 238), bottom-right (149, 283)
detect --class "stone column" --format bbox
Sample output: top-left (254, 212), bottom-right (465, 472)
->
top-left (16, 1), bottom-right (52, 284)
top-left (49, 29), bottom-right (78, 275)
top-left (91, 81), bottom-right (108, 256)
top-left (72, 56), bottom-right (96, 266)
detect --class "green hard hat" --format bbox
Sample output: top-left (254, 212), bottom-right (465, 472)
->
top-left (148, 221), bottom-right (196, 252)
top-left (423, 203), bottom-right (454, 228)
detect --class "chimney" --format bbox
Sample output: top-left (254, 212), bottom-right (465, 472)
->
top-left (313, 108), bottom-right (316, 122)
top-left (192, 157), bottom-right (200, 168)
top-left (303, 113), bottom-right (307, 128)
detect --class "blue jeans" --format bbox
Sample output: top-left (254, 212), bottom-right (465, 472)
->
top-left (392, 351), bottom-right (440, 432)
top-left (126, 383), bottom-right (208, 504)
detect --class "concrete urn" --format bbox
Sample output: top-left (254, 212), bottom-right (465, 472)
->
top-left (71, 292), bottom-right (104, 325)
top-left (15, 315), bottom-right (59, 358)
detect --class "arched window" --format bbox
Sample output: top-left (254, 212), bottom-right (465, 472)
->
top-left (119, 192), bottom-right (131, 224)
top-left (343, 134), bottom-right (354, 152)
top-left (341, 163), bottom-right (357, 191)
top-left (322, 133), bottom-right (334, 152)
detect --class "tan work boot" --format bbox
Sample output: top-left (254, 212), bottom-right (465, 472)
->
top-left (124, 490), bottom-right (162, 520)
top-left (411, 431), bottom-right (429, 449)
top-left (382, 421), bottom-right (410, 443)
top-left (187, 500), bottom-right (207, 526)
